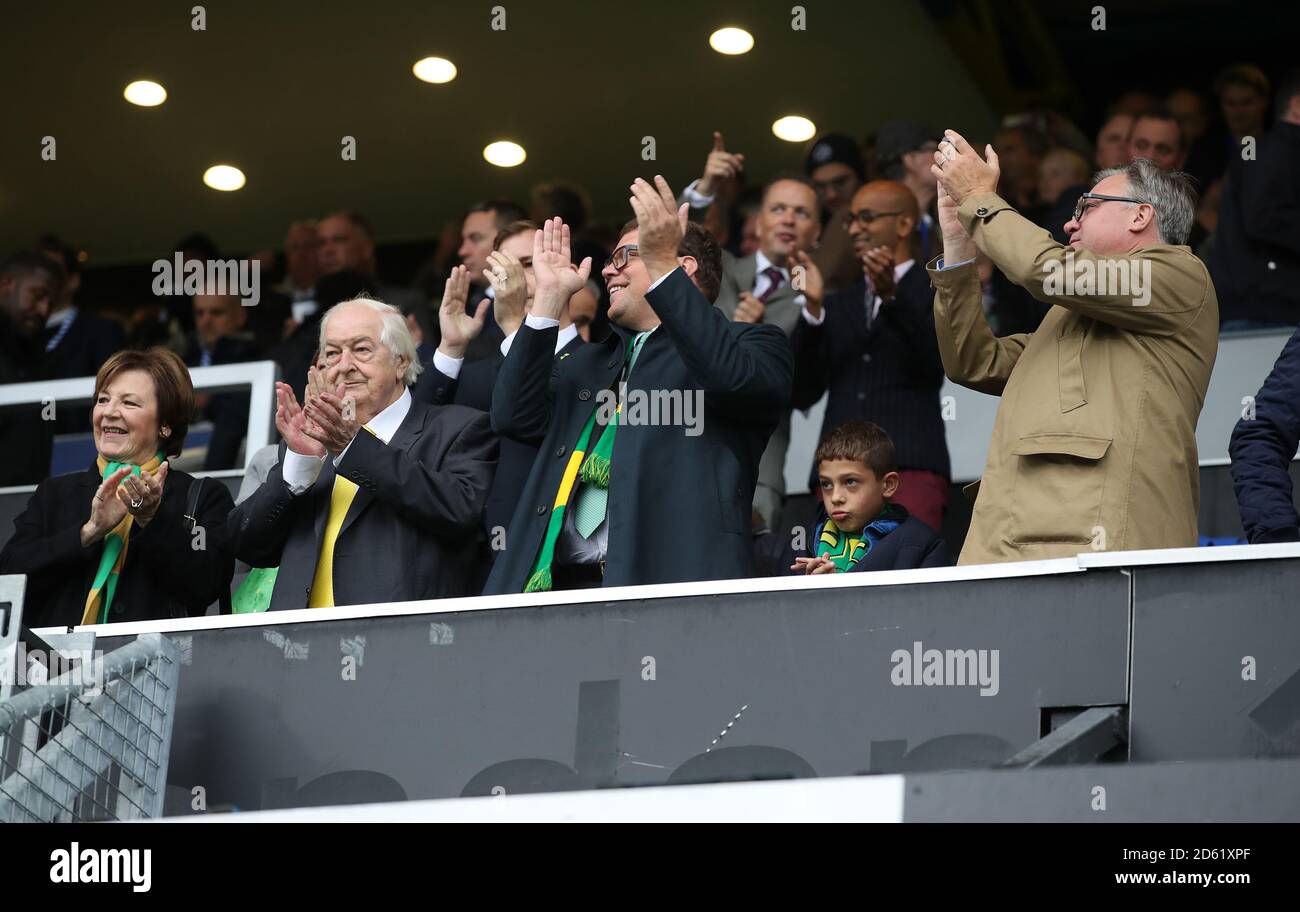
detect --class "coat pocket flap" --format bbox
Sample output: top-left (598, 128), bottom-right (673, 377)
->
top-left (1012, 433), bottom-right (1112, 460)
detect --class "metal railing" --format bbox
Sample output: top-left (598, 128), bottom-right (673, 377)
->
top-left (0, 360), bottom-right (277, 481)
top-left (0, 633), bottom-right (181, 822)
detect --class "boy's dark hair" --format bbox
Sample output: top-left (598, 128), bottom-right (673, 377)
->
top-left (815, 421), bottom-right (897, 478)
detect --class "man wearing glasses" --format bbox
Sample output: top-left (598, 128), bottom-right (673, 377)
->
top-left (484, 180), bottom-right (792, 593)
top-left (928, 134), bottom-right (1217, 564)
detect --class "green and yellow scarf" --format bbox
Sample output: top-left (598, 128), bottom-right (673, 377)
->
top-left (816, 505), bottom-right (903, 572)
top-left (82, 451), bottom-right (165, 625)
top-left (524, 332), bottom-right (648, 592)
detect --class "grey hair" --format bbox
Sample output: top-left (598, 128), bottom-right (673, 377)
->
top-left (319, 295), bottom-right (424, 386)
top-left (1093, 158), bottom-right (1198, 246)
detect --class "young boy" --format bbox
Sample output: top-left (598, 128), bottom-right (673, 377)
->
top-left (787, 421), bottom-right (951, 574)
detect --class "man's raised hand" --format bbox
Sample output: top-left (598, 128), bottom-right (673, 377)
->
top-left (530, 217), bottom-right (591, 322)
top-left (484, 251), bottom-right (528, 337)
top-left (629, 176), bottom-right (687, 282)
top-left (930, 129), bottom-right (1001, 206)
top-left (793, 249), bottom-right (825, 316)
top-left (734, 291), bottom-right (765, 324)
top-left (438, 264), bottom-right (488, 359)
top-left (934, 183), bottom-right (977, 267)
top-left (862, 246), bottom-right (896, 300)
top-left (697, 131), bottom-right (745, 198)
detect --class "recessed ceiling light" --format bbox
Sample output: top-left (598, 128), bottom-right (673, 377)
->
top-left (483, 141), bottom-right (526, 168)
top-left (413, 57), bottom-right (457, 84)
top-left (709, 27), bottom-right (754, 55)
top-left (203, 165), bottom-right (246, 191)
top-left (123, 80), bottom-right (167, 107)
top-left (772, 115), bottom-right (817, 143)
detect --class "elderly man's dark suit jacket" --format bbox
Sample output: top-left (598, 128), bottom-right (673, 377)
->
top-left (483, 267), bottom-right (792, 593)
top-left (229, 395), bottom-right (497, 609)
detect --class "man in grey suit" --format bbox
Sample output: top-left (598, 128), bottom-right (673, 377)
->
top-left (686, 171), bottom-right (824, 529)
top-left (229, 297), bottom-right (497, 609)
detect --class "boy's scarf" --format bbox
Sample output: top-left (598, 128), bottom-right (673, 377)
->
top-left (83, 451), bottom-right (165, 625)
top-left (816, 504), bottom-right (903, 572)
top-left (524, 332), bottom-right (648, 592)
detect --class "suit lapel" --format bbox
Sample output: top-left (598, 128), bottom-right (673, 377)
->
top-left (738, 254), bottom-right (758, 294)
top-left (336, 398), bottom-right (426, 538)
top-left (557, 334), bottom-right (584, 358)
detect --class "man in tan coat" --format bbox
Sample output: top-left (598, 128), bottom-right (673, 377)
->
top-left (927, 132), bottom-right (1218, 564)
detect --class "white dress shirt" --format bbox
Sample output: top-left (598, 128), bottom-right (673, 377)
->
top-left (281, 386), bottom-right (413, 494)
top-left (801, 258), bottom-right (916, 326)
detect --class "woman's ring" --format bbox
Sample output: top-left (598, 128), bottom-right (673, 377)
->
top-left (130, 497), bottom-right (143, 509)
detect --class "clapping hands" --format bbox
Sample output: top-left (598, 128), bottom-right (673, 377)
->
top-left (529, 217), bottom-right (592, 322)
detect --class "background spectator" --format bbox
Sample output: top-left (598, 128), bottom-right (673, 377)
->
top-left (1211, 67), bottom-right (1300, 329)
top-left (0, 251), bottom-right (60, 485)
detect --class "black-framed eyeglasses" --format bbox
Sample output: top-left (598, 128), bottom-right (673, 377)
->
top-left (842, 209), bottom-right (903, 231)
top-left (1073, 193), bottom-right (1146, 223)
top-left (604, 244), bottom-right (639, 271)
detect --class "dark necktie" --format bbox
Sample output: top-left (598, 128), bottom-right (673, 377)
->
top-left (758, 266), bottom-right (785, 303)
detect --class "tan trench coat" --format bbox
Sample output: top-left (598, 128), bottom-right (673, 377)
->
top-left (928, 192), bottom-right (1219, 564)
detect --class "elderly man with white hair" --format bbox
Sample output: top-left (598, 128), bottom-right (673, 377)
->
top-left (230, 296), bottom-right (497, 608)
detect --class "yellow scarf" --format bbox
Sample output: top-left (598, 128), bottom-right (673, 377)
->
top-left (82, 451), bottom-right (165, 625)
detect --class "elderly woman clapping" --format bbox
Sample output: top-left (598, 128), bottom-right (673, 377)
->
top-left (0, 347), bottom-right (234, 626)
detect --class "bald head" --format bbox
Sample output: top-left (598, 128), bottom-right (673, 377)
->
top-left (846, 181), bottom-right (920, 261)
top-left (1038, 148), bottom-right (1090, 206)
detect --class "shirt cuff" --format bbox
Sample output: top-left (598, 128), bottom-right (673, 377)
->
top-left (936, 256), bottom-right (976, 271)
top-left (801, 304), bottom-right (826, 326)
top-left (281, 448), bottom-right (325, 494)
top-left (432, 348), bottom-right (463, 380)
top-left (682, 179), bottom-right (716, 209)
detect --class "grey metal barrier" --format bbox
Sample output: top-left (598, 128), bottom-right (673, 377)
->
top-left (0, 632), bottom-right (181, 822)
